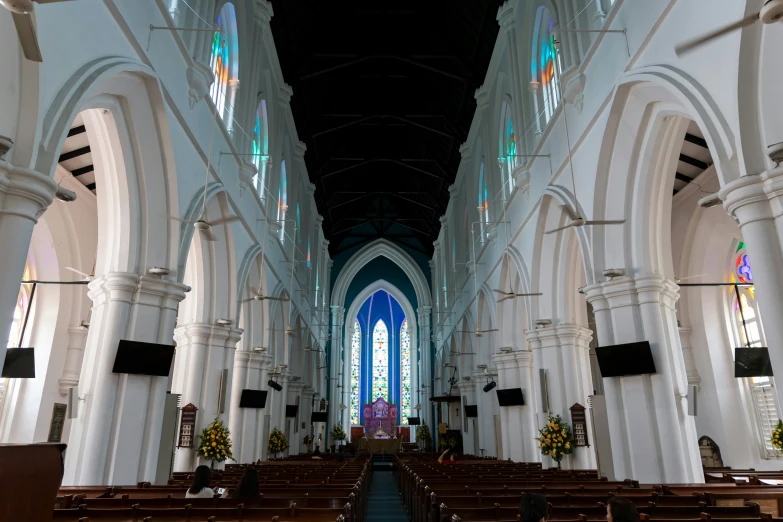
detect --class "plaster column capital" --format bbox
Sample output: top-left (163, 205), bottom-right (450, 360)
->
top-left (0, 160), bottom-right (58, 222)
top-left (459, 143), bottom-right (471, 161)
top-left (294, 141), bottom-right (307, 159)
top-left (496, 1), bottom-right (516, 30)
top-left (524, 324), bottom-right (592, 350)
top-left (278, 84), bottom-right (293, 106)
top-left (448, 184), bottom-right (458, 198)
top-left (315, 215), bottom-right (324, 227)
top-left (87, 272), bottom-right (140, 306)
top-left (136, 275), bottom-right (190, 308)
top-left (493, 350), bottom-right (533, 368)
top-left (457, 378), bottom-right (476, 393)
top-left (254, 0), bottom-right (273, 25)
top-left (720, 174), bottom-right (771, 226)
top-left (305, 182), bottom-right (316, 197)
top-left (474, 85), bottom-right (490, 110)
top-left (173, 322), bottom-right (217, 344)
top-left (439, 216), bottom-right (448, 228)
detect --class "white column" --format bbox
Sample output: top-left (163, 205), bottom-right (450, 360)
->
top-left (286, 379), bottom-right (304, 455)
top-left (526, 325), bottom-right (595, 469)
top-left (493, 350), bottom-right (538, 463)
top-left (0, 161), bottom-right (57, 372)
top-left (267, 369), bottom-right (290, 448)
top-left (329, 305), bottom-right (344, 438)
top-left (472, 368), bottom-right (497, 458)
top-left (299, 387), bottom-right (315, 452)
top-left (229, 351), bottom-right (272, 463)
top-left (721, 169), bottom-right (783, 406)
top-left (585, 274), bottom-right (702, 483)
top-left (678, 327), bottom-right (701, 385)
top-left (58, 326), bottom-right (89, 395)
top-left (171, 323), bottom-right (243, 472)
top-left (63, 274), bottom-right (188, 485)
top-left (418, 306), bottom-right (433, 431)
top-left (456, 379), bottom-right (475, 453)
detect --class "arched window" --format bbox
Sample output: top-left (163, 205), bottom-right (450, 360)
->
top-left (372, 320), bottom-right (389, 400)
top-left (400, 319), bottom-right (411, 424)
top-left (728, 242), bottom-right (781, 458)
top-left (499, 101), bottom-right (517, 197)
top-left (306, 237), bottom-right (311, 268)
top-left (7, 264), bottom-right (32, 348)
top-left (532, 6), bottom-right (562, 124)
top-left (350, 321), bottom-right (361, 425)
top-left (314, 262), bottom-right (320, 307)
top-left (477, 161), bottom-right (489, 241)
top-left (252, 100), bottom-right (269, 198)
top-left (277, 161), bottom-right (287, 240)
top-left (209, 3), bottom-right (239, 122)
top-left (295, 203), bottom-right (302, 243)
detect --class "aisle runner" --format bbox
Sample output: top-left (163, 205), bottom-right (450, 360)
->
top-left (365, 470), bottom-right (409, 522)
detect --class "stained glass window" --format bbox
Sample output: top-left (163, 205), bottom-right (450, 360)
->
top-left (277, 161), bottom-right (287, 240)
top-left (728, 242), bottom-right (781, 457)
top-left (500, 102), bottom-right (517, 196)
top-left (209, 13), bottom-right (229, 115)
top-left (252, 100), bottom-right (269, 195)
top-left (351, 321), bottom-right (361, 425)
top-left (400, 319), bottom-right (411, 424)
top-left (532, 7), bottom-right (561, 124)
top-left (478, 162), bottom-right (489, 241)
top-left (307, 237), bottom-right (311, 268)
top-left (7, 264), bottom-right (31, 348)
top-left (372, 320), bottom-right (389, 400)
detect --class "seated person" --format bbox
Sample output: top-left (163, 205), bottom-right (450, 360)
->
top-left (185, 465), bottom-right (215, 498)
top-left (230, 468), bottom-right (261, 503)
top-left (519, 492), bottom-right (549, 522)
top-left (311, 447), bottom-right (323, 460)
top-left (607, 497), bottom-right (640, 522)
top-left (437, 448), bottom-right (459, 464)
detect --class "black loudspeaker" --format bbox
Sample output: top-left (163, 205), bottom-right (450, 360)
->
top-left (268, 379), bottom-right (283, 391)
top-left (483, 381), bottom-right (496, 393)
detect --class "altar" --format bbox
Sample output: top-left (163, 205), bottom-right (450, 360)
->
top-left (363, 397), bottom-right (396, 437)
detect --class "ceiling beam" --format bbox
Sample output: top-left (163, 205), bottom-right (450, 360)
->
top-left (679, 153), bottom-right (709, 170)
top-left (71, 165), bottom-right (95, 177)
top-left (684, 133), bottom-right (709, 149)
top-left (675, 172), bottom-right (693, 183)
top-left (67, 125), bottom-right (86, 137)
top-left (59, 146), bottom-right (91, 163)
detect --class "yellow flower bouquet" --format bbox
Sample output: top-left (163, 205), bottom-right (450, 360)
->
top-left (268, 426), bottom-right (289, 458)
top-left (772, 420), bottom-right (783, 451)
top-left (536, 414), bottom-right (574, 467)
top-left (196, 417), bottom-right (233, 466)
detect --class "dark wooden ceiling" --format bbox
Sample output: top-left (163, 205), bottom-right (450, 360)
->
top-left (269, 1), bottom-right (504, 257)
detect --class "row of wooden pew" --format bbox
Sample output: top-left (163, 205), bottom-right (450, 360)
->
top-left (52, 457), bottom-right (370, 522)
top-left (393, 455), bottom-right (783, 522)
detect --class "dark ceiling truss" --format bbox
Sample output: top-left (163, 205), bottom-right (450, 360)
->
top-left (270, 0), bottom-right (505, 255)
top-left (673, 129), bottom-right (714, 196)
top-left (59, 123), bottom-right (97, 195)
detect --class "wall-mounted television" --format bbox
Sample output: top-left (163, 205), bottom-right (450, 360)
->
top-left (464, 405), bottom-right (478, 418)
top-left (311, 411), bottom-right (328, 422)
top-left (2, 348), bottom-right (35, 378)
top-left (239, 389), bottom-right (268, 408)
top-left (595, 341), bottom-right (656, 377)
top-left (285, 405), bottom-right (299, 417)
top-left (496, 388), bottom-right (524, 407)
top-left (735, 347), bottom-right (773, 378)
top-left (112, 340), bottom-right (175, 376)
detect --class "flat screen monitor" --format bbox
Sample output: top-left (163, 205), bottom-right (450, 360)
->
top-left (407, 417), bottom-right (421, 425)
top-left (311, 411), bottom-right (328, 423)
top-left (2, 348), bottom-right (35, 378)
top-left (464, 405), bottom-right (478, 418)
top-left (595, 341), bottom-right (656, 377)
top-left (735, 347), bottom-right (773, 378)
top-left (239, 389), bottom-right (268, 408)
top-left (112, 340), bottom-right (175, 376)
top-left (496, 388), bottom-right (524, 407)
top-left (285, 405), bottom-right (299, 417)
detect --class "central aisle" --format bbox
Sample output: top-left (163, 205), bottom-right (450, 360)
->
top-left (365, 470), bottom-right (409, 522)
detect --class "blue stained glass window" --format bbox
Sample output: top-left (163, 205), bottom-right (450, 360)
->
top-left (209, 14), bottom-right (229, 114)
top-left (351, 321), bottom-right (361, 425)
top-left (372, 320), bottom-right (389, 400)
top-left (400, 319), bottom-right (411, 424)
top-left (252, 100), bottom-right (268, 194)
top-left (296, 203), bottom-right (301, 242)
top-left (307, 237), bottom-right (311, 268)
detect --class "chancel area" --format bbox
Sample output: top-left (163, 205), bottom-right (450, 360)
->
top-left (3, 0), bottom-right (783, 521)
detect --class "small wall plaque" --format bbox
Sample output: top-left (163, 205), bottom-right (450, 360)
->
top-left (178, 403), bottom-right (198, 448)
top-left (47, 403), bottom-right (67, 442)
top-left (570, 403), bottom-right (589, 447)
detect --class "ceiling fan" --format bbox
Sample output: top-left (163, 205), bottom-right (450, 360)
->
top-left (243, 287), bottom-right (288, 302)
top-left (449, 350), bottom-right (476, 356)
top-left (675, 0), bottom-right (783, 56)
top-left (459, 328), bottom-right (498, 338)
top-left (492, 288), bottom-right (543, 300)
top-left (674, 273), bottom-right (708, 284)
top-left (545, 79), bottom-right (625, 235)
top-left (2, 0), bottom-right (73, 62)
top-left (65, 265), bottom-right (94, 282)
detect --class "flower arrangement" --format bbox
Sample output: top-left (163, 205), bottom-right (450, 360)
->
top-left (416, 422), bottom-right (431, 450)
top-left (268, 427), bottom-right (289, 458)
top-left (772, 420), bottom-right (783, 452)
top-left (537, 414), bottom-right (573, 466)
top-left (197, 417), bottom-right (233, 465)
top-left (332, 424), bottom-right (347, 445)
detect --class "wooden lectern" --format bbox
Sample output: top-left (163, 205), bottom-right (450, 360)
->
top-left (0, 443), bottom-right (66, 521)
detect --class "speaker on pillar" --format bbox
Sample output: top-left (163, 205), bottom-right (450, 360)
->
top-left (687, 384), bottom-right (698, 416)
top-left (67, 387), bottom-right (78, 420)
top-left (539, 369), bottom-right (550, 412)
top-left (217, 369), bottom-right (228, 414)
top-left (268, 380), bottom-right (283, 391)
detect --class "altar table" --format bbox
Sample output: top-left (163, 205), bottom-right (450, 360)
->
top-left (363, 438), bottom-right (401, 454)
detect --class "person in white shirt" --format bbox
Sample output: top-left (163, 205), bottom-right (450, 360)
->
top-left (185, 465), bottom-right (215, 499)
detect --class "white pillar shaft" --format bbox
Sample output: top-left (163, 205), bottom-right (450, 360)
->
top-left (59, 326), bottom-right (89, 395)
top-left (493, 351), bottom-right (537, 463)
top-left (64, 274), bottom-right (187, 485)
top-left (0, 163), bottom-right (56, 372)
